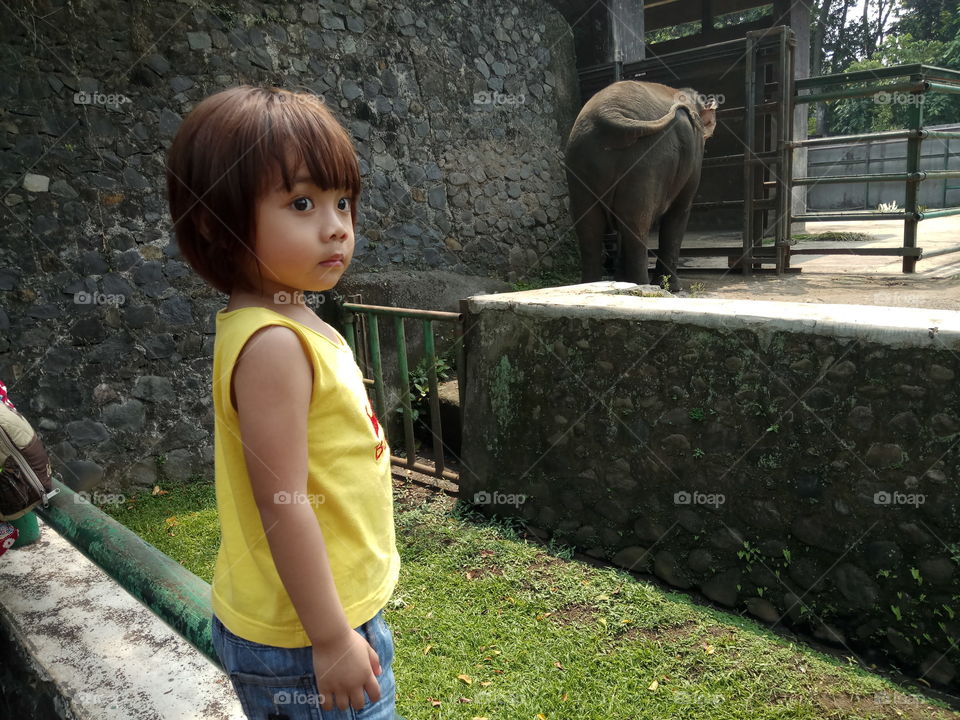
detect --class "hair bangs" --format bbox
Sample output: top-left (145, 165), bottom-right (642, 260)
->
top-left (259, 91), bottom-right (362, 202)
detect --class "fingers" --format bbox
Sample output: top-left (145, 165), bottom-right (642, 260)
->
top-left (365, 675), bottom-right (382, 705)
top-left (369, 643), bottom-right (382, 676)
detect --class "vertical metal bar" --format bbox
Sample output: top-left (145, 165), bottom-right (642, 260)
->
top-left (343, 311), bottom-right (357, 361)
top-left (368, 313), bottom-right (387, 426)
top-left (455, 309), bottom-right (466, 449)
top-left (423, 319), bottom-right (445, 476)
top-left (903, 75), bottom-right (924, 272)
top-left (943, 134), bottom-right (949, 209)
top-left (742, 33), bottom-right (757, 276)
top-left (777, 27), bottom-right (795, 275)
top-left (394, 316), bottom-right (416, 469)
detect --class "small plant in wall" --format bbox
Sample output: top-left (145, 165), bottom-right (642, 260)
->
top-left (737, 540), bottom-right (759, 565)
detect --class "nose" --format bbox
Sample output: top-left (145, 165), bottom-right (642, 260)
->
top-left (322, 205), bottom-right (350, 241)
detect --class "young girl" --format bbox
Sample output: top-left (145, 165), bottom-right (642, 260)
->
top-left (166, 85), bottom-right (402, 719)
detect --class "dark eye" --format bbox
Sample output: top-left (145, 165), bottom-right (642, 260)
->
top-left (338, 197), bottom-right (350, 211)
top-left (292, 196), bottom-right (314, 211)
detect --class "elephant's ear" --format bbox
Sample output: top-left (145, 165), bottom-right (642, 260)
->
top-left (700, 98), bottom-right (718, 140)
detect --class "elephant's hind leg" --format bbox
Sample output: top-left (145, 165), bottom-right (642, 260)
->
top-left (612, 208), bottom-right (652, 286)
top-left (568, 180), bottom-right (608, 283)
top-left (654, 193), bottom-right (695, 292)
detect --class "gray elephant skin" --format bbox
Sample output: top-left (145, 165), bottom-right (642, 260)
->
top-left (564, 80), bottom-right (718, 291)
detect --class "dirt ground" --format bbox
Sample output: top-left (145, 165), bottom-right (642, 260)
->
top-left (679, 269), bottom-right (960, 310)
top-left (674, 217), bottom-right (960, 311)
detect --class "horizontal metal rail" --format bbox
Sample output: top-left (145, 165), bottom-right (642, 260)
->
top-left (795, 63), bottom-right (960, 89)
top-left (918, 206), bottom-right (960, 220)
top-left (793, 171), bottom-right (927, 185)
top-left (795, 81), bottom-right (926, 105)
top-left (920, 243), bottom-right (960, 259)
top-left (788, 247), bottom-right (923, 257)
top-left (792, 211), bottom-right (915, 221)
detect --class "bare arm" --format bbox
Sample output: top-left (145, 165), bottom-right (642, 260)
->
top-left (233, 325), bottom-right (381, 710)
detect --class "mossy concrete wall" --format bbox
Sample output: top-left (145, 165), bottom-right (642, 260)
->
top-left (460, 281), bottom-right (960, 690)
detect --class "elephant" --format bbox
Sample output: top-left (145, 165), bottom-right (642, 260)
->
top-left (564, 80), bottom-right (718, 292)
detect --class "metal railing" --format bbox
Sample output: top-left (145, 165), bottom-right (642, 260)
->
top-left (338, 299), bottom-right (463, 485)
top-left (789, 64), bottom-right (960, 272)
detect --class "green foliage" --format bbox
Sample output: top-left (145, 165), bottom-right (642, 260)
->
top-left (396, 350), bottom-right (455, 425)
top-left (829, 33), bottom-right (960, 135)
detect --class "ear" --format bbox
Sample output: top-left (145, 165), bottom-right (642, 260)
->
top-left (700, 98), bottom-right (718, 140)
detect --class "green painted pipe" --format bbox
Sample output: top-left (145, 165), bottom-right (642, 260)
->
top-left (34, 478), bottom-right (220, 667)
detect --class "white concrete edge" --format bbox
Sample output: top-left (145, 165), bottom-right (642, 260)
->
top-left (0, 516), bottom-right (244, 720)
top-left (464, 282), bottom-right (960, 350)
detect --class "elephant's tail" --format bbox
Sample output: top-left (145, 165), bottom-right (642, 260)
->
top-left (595, 100), bottom-right (698, 147)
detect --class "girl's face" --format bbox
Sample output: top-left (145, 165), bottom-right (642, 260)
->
top-left (245, 162), bottom-right (355, 299)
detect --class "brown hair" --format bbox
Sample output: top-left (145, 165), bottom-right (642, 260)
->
top-left (165, 85), bottom-right (362, 296)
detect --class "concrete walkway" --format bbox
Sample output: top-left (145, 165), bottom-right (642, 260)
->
top-left (682, 216), bottom-right (960, 276)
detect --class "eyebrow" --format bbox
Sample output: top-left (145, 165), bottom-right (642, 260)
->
top-left (275, 175), bottom-right (313, 191)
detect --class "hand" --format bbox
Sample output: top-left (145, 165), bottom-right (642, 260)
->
top-left (312, 629), bottom-right (382, 712)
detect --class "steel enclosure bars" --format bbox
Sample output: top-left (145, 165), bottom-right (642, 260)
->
top-left (790, 64), bottom-right (960, 272)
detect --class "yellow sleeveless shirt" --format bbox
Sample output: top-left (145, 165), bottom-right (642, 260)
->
top-left (210, 306), bottom-right (400, 647)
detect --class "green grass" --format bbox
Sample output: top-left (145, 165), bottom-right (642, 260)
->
top-left (99, 480), bottom-right (958, 720)
top-left (791, 232), bottom-right (873, 243)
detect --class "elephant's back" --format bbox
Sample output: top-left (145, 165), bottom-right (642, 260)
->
top-left (570, 80), bottom-right (682, 139)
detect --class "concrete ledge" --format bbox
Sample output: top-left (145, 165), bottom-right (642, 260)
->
top-left (465, 281), bottom-right (960, 350)
top-left (0, 516), bottom-right (242, 719)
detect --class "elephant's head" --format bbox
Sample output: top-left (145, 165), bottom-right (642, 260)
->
top-left (676, 88), bottom-right (718, 141)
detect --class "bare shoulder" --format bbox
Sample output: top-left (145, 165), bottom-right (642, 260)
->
top-left (233, 325), bottom-right (313, 409)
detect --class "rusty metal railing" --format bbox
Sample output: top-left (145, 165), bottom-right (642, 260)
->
top-left (339, 299), bottom-right (462, 484)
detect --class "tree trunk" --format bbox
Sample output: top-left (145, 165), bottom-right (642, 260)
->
top-left (811, 0), bottom-right (834, 136)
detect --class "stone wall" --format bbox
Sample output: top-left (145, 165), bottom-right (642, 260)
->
top-left (0, 1), bottom-right (579, 488)
top-left (459, 282), bottom-right (960, 690)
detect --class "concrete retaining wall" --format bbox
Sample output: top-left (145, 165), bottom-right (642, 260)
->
top-left (0, 518), bottom-right (241, 719)
top-left (459, 282), bottom-right (960, 690)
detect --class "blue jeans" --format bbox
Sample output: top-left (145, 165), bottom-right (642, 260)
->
top-left (211, 610), bottom-right (402, 719)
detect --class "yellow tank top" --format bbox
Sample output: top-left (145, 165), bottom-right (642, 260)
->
top-left (210, 306), bottom-right (400, 647)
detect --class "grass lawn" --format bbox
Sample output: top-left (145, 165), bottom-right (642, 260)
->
top-left (99, 477), bottom-right (959, 720)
